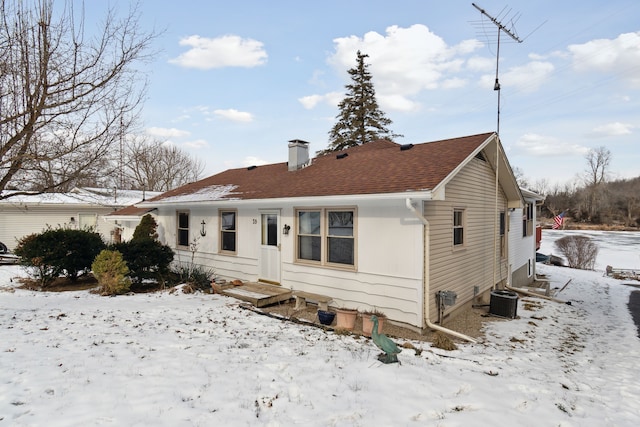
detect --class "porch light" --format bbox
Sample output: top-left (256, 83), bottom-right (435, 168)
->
top-left (282, 224), bottom-right (291, 235)
top-left (200, 220), bottom-right (207, 237)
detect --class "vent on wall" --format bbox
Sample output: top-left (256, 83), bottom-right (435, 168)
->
top-left (475, 152), bottom-right (486, 161)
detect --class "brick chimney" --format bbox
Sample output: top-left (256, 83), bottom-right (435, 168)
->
top-left (288, 139), bottom-right (310, 171)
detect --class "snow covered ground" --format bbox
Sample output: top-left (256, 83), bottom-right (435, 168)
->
top-left (1, 230), bottom-right (639, 426)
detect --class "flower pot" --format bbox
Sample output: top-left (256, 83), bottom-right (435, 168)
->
top-left (362, 315), bottom-right (385, 337)
top-left (335, 308), bottom-right (358, 331)
top-left (317, 310), bottom-right (336, 325)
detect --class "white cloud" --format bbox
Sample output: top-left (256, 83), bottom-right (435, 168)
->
top-left (528, 53), bottom-right (547, 61)
top-left (169, 34), bottom-right (267, 69)
top-left (441, 77), bottom-right (467, 89)
top-left (514, 133), bottom-right (589, 157)
top-left (588, 122), bottom-right (634, 138)
top-left (298, 94), bottom-right (324, 110)
top-left (213, 109), bottom-right (254, 123)
top-left (377, 94), bottom-right (421, 112)
top-left (298, 92), bottom-right (343, 109)
top-left (327, 24), bottom-right (484, 111)
top-left (242, 156), bottom-right (268, 167)
top-left (480, 61), bottom-right (554, 92)
top-left (568, 32), bottom-right (640, 87)
top-left (146, 127), bottom-right (191, 138)
top-left (183, 139), bottom-right (208, 149)
top-left (466, 56), bottom-right (494, 72)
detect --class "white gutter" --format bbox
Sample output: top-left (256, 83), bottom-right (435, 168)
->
top-left (140, 190), bottom-right (437, 209)
top-left (405, 198), bottom-right (477, 343)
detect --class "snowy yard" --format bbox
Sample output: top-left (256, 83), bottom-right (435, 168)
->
top-left (1, 230), bottom-right (639, 426)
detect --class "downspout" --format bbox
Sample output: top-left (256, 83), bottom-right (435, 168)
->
top-left (406, 199), bottom-right (477, 343)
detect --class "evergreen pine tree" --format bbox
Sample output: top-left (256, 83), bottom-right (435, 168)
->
top-left (323, 51), bottom-right (402, 154)
top-left (132, 214), bottom-right (159, 241)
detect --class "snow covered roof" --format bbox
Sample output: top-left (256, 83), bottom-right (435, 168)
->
top-left (0, 187), bottom-right (161, 208)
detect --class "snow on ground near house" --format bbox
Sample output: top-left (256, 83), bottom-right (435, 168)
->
top-left (1, 231), bottom-right (639, 426)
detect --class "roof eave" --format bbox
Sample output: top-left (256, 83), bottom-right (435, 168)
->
top-left (138, 190), bottom-right (435, 208)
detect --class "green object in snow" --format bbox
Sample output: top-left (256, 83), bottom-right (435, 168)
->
top-left (370, 315), bottom-right (401, 364)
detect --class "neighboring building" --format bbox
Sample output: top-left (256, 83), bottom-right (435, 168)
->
top-left (104, 204), bottom-right (158, 243)
top-left (137, 132), bottom-right (523, 331)
top-left (508, 188), bottom-right (545, 288)
top-left (0, 187), bottom-right (159, 250)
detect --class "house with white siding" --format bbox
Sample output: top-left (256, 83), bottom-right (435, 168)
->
top-left (508, 188), bottom-right (545, 288)
top-left (136, 132), bottom-right (523, 332)
top-left (0, 187), bottom-right (158, 250)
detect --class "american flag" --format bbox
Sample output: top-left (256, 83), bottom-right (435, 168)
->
top-left (552, 212), bottom-right (565, 230)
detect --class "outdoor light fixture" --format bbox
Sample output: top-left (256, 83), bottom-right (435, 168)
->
top-left (282, 224), bottom-right (291, 235)
top-left (200, 220), bottom-right (207, 237)
top-left (70, 217), bottom-right (75, 224)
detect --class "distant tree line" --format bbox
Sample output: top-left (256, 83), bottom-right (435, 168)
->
top-left (541, 175), bottom-right (640, 227)
top-left (518, 147), bottom-right (640, 228)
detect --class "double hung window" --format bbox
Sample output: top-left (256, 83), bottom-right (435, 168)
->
top-left (177, 211), bottom-right (189, 247)
top-left (220, 210), bottom-right (237, 253)
top-left (453, 209), bottom-right (465, 246)
top-left (523, 202), bottom-right (534, 237)
top-left (296, 208), bottom-right (355, 267)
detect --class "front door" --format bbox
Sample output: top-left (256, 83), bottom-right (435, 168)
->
top-left (259, 211), bottom-right (280, 284)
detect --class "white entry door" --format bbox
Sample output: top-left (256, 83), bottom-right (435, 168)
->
top-left (259, 211), bottom-right (281, 284)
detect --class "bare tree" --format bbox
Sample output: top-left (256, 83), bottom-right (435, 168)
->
top-left (512, 166), bottom-right (529, 189)
top-left (0, 0), bottom-right (156, 199)
top-left (583, 146), bottom-right (612, 221)
top-left (123, 136), bottom-right (204, 192)
top-left (584, 146), bottom-right (611, 187)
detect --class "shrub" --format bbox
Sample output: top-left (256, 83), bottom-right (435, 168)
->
top-left (172, 262), bottom-right (215, 291)
top-left (92, 250), bottom-right (131, 295)
top-left (111, 239), bottom-right (174, 284)
top-left (554, 235), bottom-right (599, 270)
top-left (132, 214), bottom-right (158, 241)
top-left (170, 236), bottom-right (215, 290)
top-left (14, 227), bottom-right (106, 286)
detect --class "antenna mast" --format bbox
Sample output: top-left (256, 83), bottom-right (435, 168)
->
top-left (471, 3), bottom-right (522, 135)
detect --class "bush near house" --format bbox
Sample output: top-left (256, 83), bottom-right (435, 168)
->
top-left (554, 235), bottom-right (599, 270)
top-left (92, 249), bottom-right (131, 295)
top-left (110, 239), bottom-right (174, 285)
top-left (14, 228), bottom-right (106, 286)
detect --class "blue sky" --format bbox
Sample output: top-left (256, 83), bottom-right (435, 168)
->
top-left (96, 0), bottom-right (639, 188)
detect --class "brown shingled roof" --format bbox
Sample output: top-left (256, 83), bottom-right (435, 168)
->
top-left (148, 132), bottom-right (495, 202)
top-left (107, 205), bottom-right (155, 217)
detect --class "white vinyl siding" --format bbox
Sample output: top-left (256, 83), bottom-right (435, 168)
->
top-left (424, 156), bottom-right (509, 322)
top-left (0, 205), bottom-right (114, 251)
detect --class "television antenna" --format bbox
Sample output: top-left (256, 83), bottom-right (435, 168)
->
top-left (471, 3), bottom-right (523, 135)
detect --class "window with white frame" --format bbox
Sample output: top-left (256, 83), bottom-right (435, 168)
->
top-left (296, 208), bottom-right (355, 267)
top-left (177, 211), bottom-right (189, 247)
top-left (500, 211), bottom-right (506, 257)
top-left (522, 202), bottom-right (534, 237)
top-left (220, 210), bottom-right (237, 253)
top-left (453, 208), bottom-right (464, 246)
top-left (79, 213), bottom-right (97, 231)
